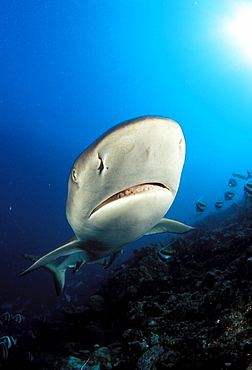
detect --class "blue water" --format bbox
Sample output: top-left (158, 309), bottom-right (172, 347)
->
top-left (0, 0), bottom-right (251, 316)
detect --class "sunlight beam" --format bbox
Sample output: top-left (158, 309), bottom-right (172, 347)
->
top-left (226, 3), bottom-right (252, 61)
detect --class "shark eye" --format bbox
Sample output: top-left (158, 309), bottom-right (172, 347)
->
top-left (97, 156), bottom-right (104, 174)
top-left (71, 168), bottom-right (78, 182)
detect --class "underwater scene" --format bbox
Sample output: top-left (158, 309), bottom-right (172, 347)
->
top-left (1, 1), bottom-right (252, 369)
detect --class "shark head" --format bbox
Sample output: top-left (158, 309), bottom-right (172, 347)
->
top-left (20, 116), bottom-right (195, 294)
top-left (66, 116), bottom-right (185, 247)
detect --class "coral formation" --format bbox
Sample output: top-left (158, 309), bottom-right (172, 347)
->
top-left (1, 203), bottom-right (252, 369)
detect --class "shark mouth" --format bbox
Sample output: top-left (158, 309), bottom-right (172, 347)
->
top-left (90, 183), bottom-right (169, 217)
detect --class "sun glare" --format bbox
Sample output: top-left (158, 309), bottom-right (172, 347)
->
top-left (226, 3), bottom-right (252, 61)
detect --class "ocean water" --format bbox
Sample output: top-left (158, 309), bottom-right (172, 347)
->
top-left (0, 0), bottom-right (251, 354)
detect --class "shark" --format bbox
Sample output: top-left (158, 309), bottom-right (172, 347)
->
top-left (20, 116), bottom-right (195, 295)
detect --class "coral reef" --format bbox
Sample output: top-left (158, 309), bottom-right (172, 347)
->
top-left (1, 203), bottom-right (252, 369)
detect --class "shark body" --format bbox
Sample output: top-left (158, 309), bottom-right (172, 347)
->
top-left (20, 116), bottom-right (195, 294)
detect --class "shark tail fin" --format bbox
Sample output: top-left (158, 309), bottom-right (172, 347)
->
top-left (19, 239), bottom-right (84, 277)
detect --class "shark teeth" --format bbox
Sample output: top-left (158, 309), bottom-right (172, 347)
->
top-left (90, 183), bottom-right (168, 216)
top-left (117, 184), bottom-right (162, 198)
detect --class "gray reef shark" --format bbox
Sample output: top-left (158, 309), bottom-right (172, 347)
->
top-left (20, 116), bottom-right (195, 295)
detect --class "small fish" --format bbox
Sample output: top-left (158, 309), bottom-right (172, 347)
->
top-left (228, 178), bottom-right (237, 187)
top-left (196, 200), bottom-right (207, 212)
top-left (12, 313), bottom-right (25, 324)
top-left (0, 304), bottom-right (13, 309)
top-left (0, 336), bottom-right (17, 349)
top-left (0, 341), bottom-right (8, 359)
top-left (14, 309), bottom-right (25, 314)
top-left (0, 312), bottom-right (12, 322)
top-left (158, 240), bottom-right (176, 261)
top-left (29, 330), bottom-right (36, 339)
top-left (68, 281), bottom-right (83, 289)
top-left (64, 293), bottom-right (72, 302)
top-left (224, 191), bottom-right (235, 200)
top-left (55, 302), bottom-right (62, 309)
top-left (244, 178), bottom-right (252, 197)
top-left (233, 202), bottom-right (242, 210)
top-left (214, 200), bottom-right (224, 210)
top-left (27, 351), bottom-right (34, 362)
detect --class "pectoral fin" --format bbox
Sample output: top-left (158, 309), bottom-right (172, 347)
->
top-left (21, 250), bottom-right (87, 295)
top-left (145, 218), bottom-right (195, 235)
top-left (19, 239), bottom-right (84, 277)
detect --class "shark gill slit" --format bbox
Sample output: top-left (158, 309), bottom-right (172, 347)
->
top-left (89, 182), bottom-right (170, 217)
